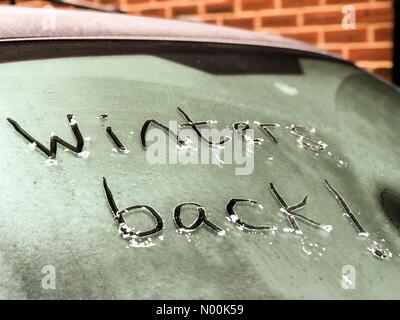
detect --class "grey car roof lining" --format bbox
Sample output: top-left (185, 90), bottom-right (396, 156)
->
top-left (0, 6), bottom-right (346, 63)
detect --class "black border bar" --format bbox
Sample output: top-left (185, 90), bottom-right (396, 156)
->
top-left (0, 300), bottom-right (398, 318)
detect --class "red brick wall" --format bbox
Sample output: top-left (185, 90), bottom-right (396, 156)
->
top-left (3, 0), bottom-right (395, 81)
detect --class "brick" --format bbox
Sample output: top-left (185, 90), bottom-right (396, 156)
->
top-left (326, 49), bottom-right (343, 56)
top-left (172, 5), bottom-right (198, 17)
top-left (16, 1), bottom-right (51, 7)
top-left (282, 0), bottom-right (319, 8)
top-left (373, 68), bottom-right (392, 81)
top-left (262, 14), bottom-right (297, 27)
top-left (349, 47), bottom-right (393, 61)
top-left (205, 0), bottom-right (234, 13)
top-left (304, 7), bottom-right (392, 26)
top-left (357, 8), bottom-right (393, 23)
top-left (202, 19), bottom-right (218, 25)
top-left (98, 0), bottom-right (119, 4)
top-left (375, 26), bottom-right (393, 42)
top-left (304, 11), bottom-right (342, 26)
top-left (126, 0), bottom-right (151, 3)
top-left (223, 17), bottom-right (254, 29)
top-left (326, 0), bottom-right (369, 3)
top-left (140, 8), bottom-right (166, 18)
top-left (325, 29), bottom-right (367, 43)
top-left (241, 0), bottom-right (275, 11)
top-left (281, 32), bottom-right (319, 44)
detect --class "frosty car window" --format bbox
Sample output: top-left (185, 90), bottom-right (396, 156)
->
top-left (1, 35), bottom-right (400, 299)
top-left (7, 108), bottom-right (328, 161)
top-left (7, 114), bottom-right (85, 166)
top-left (5, 109), bottom-right (393, 260)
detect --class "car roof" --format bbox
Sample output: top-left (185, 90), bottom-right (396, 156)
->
top-left (0, 6), bottom-right (341, 60)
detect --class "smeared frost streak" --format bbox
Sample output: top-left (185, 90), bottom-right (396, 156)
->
top-left (226, 198), bottom-right (276, 231)
top-left (141, 119), bottom-right (186, 148)
top-left (324, 179), bottom-right (367, 236)
top-left (7, 114), bottom-right (85, 161)
top-left (106, 126), bottom-right (129, 153)
top-left (177, 107), bottom-right (230, 146)
top-left (233, 122), bottom-right (262, 144)
top-left (255, 121), bottom-right (279, 144)
top-left (173, 202), bottom-right (223, 235)
top-left (102, 177), bottom-right (163, 240)
top-left (270, 183), bottom-right (331, 234)
top-left (289, 124), bottom-right (327, 151)
top-left (367, 241), bottom-right (392, 260)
